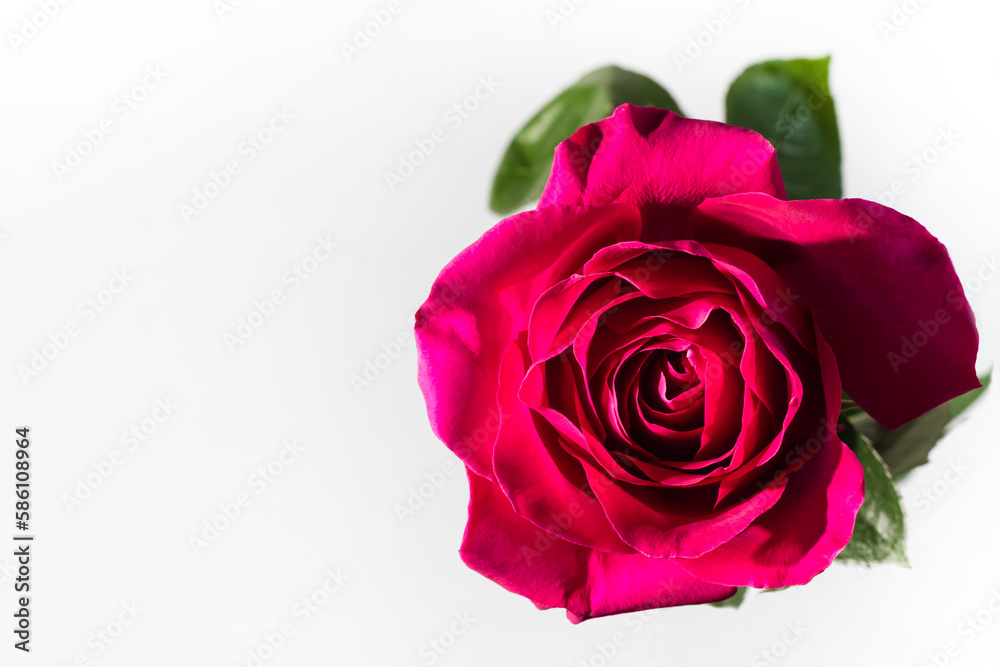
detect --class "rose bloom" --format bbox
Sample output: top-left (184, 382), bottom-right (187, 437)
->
top-left (415, 105), bottom-right (979, 622)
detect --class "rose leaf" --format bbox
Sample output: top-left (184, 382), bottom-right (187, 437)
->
top-left (709, 587), bottom-right (748, 609)
top-left (725, 56), bottom-right (842, 200)
top-left (837, 421), bottom-right (908, 566)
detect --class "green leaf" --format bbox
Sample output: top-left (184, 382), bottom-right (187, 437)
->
top-left (725, 56), bottom-right (842, 200)
top-left (836, 374), bottom-right (988, 564)
top-left (489, 65), bottom-right (683, 215)
top-left (867, 405), bottom-right (951, 480)
top-left (837, 421), bottom-right (908, 566)
top-left (709, 587), bottom-right (747, 609)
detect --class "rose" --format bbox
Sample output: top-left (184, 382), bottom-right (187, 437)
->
top-left (415, 105), bottom-right (979, 622)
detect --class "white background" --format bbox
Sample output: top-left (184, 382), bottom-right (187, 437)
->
top-left (1, 0), bottom-right (998, 665)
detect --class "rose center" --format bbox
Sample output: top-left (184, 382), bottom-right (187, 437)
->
top-left (641, 348), bottom-right (701, 408)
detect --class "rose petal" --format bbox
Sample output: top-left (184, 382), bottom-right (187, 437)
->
top-left (492, 336), bottom-right (635, 554)
top-left (460, 469), bottom-right (737, 623)
top-left (527, 274), bottom-right (628, 362)
top-left (415, 204), bottom-right (642, 478)
top-left (692, 193), bottom-right (980, 428)
top-left (540, 104), bottom-right (787, 214)
top-left (580, 456), bottom-right (788, 559)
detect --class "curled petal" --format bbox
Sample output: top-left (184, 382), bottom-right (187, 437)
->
top-left (540, 104), bottom-right (787, 212)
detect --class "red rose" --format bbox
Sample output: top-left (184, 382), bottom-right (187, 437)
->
top-left (415, 105), bottom-right (979, 622)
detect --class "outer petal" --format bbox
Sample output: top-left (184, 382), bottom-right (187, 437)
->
top-left (492, 336), bottom-right (636, 554)
top-left (692, 193), bottom-right (980, 428)
top-left (415, 204), bottom-right (642, 478)
top-left (674, 436), bottom-right (862, 588)
top-left (539, 104), bottom-right (787, 211)
top-left (460, 469), bottom-right (737, 623)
